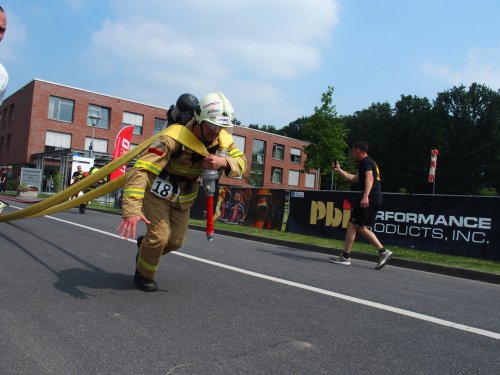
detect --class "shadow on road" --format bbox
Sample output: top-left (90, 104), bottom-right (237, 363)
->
top-left (1, 223), bottom-right (135, 299)
top-left (54, 267), bottom-right (134, 299)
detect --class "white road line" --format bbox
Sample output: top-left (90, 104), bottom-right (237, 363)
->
top-left (176, 252), bottom-right (500, 340)
top-left (15, 210), bottom-right (500, 341)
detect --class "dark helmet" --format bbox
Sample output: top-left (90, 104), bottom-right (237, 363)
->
top-left (167, 93), bottom-right (199, 125)
top-left (176, 93), bottom-right (199, 112)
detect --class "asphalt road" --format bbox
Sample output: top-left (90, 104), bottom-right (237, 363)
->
top-left (0, 202), bottom-right (499, 374)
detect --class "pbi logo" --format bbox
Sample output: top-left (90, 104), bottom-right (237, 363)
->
top-left (310, 198), bottom-right (352, 228)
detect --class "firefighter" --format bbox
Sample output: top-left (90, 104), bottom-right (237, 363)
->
top-left (117, 92), bottom-right (246, 292)
top-left (79, 166), bottom-right (107, 214)
top-left (70, 166), bottom-right (87, 212)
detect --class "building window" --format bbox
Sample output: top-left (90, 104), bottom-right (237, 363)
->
top-left (291, 147), bottom-right (302, 163)
top-left (45, 131), bottom-right (72, 149)
top-left (154, 117), bottom-right (167, 135)
top-left (288, 170), bottom-right (299, 186)
top-left (48, 96), bottom-right (75, 123)
top-left (87, 105), bottom-right (110, 129)
top-left (305, 172), bottom-right (316, 188)
top-left (227, 135), bottom-right (245, 179)
top-left (123, 111), bottom-right (144, 135)
top-left (272, 144), bottom-right (284, 160)
top-left (233, 135), bottom-right (246, 153)
top-left (271, 167), bottom-right (283, 184)
top-left (0, 136), bottom-right (3, 155)
top-left (250, 139), bottom-right (266, 187)
top-left (85, 137), bottom-right (108, 153)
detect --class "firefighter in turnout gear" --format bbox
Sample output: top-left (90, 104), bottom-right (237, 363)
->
top-left (117, 92), bottom-right (246, 292)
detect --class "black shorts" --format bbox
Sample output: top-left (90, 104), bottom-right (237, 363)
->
top-left (349, 200), bottom-right (380, 227)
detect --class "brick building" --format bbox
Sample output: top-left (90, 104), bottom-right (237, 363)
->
top-left (0, 79), bottom-right (318, 191)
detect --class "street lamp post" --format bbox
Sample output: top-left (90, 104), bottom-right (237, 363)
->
top-left (88, 114), bottom-right (101, 159)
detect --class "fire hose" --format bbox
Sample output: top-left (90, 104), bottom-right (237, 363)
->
top-left (1, 125), bottom-right (231, 242)
top-left (0, 126), bottom-right (204, 218)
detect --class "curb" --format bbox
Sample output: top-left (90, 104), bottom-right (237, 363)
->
top-left (0, 195), bottom-right (43, 204)
top-left (188, 225), bottom-right (500, 285)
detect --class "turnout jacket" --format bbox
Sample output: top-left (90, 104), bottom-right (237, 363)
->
top-left (122, 122), bottom-right (246, 217)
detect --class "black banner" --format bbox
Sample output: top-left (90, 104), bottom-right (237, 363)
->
top-left (287, 191), bottom-right (499, 261)
top-left (191, 186), bottom-right (286, 230)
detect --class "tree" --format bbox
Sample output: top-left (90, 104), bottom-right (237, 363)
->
top-left (260, 125), bottom-right (279, 134)
top-left (432, 83), bottom-right (500, 194)
top-left (343, 102), bottom-right (393, 190)
top-left (52, 171), bottom-right (63, 193)
top-left (278, 117), bottom-right (309, 140)
top-left (248, 82), bottom-right (500, 195)
top-left (344, 102), bottom-right (393, 149)
top-left (302, 86), bottom-right (347, 189)
top-left (387, 95), bottom-right (434, 193)
top-left (342, 85), bottom-right (500, 195)
top-left (247, 124), bottom-right (279, 134)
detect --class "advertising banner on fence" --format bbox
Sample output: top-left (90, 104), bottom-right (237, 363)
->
top-left (191, 186), bottom-right (286, 230)
top-left (286, 191), bottom-right (499, 261)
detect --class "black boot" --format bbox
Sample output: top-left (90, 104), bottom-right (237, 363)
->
top-left (134, 269), bottom-right (158, 292)
top-left (79, 204), bottom-right (86, 214)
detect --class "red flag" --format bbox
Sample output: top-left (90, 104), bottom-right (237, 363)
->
top-left (428, 149), bottom-right (439, 183)
top-left (110, 126), bottom-right (134, 181)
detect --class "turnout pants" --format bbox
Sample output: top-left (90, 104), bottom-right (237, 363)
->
top-left (136, 191), bottom-right (190, 280)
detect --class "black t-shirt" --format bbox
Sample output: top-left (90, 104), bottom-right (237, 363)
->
top-left (72, 170), bottom-right (85, 183)
top-left (357, 156), bottom-right (382, 204)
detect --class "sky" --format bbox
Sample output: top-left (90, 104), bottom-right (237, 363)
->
top-left (0, 0), bottom-right (499, 128)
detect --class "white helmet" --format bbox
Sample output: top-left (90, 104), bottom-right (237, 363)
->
top-left (195, 91), bottom-right (234, 128)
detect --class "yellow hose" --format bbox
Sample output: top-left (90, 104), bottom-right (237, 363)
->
top-left (0, 129), bottom-right (165, 222)
top-left (0, 125), bottom-right (209, 223)
top-left (28, 175), bottom-right (126, 218)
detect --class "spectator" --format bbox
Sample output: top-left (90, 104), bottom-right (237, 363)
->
top-left (0, 170), bottom-right (6, 193)
top-left (329, 141), bottom-right (393, 270)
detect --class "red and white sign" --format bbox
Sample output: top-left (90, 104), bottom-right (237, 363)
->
top-left (428, 149), bottom-right (439, 183)
top-left (110, 126), bottom-right (134, 181)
